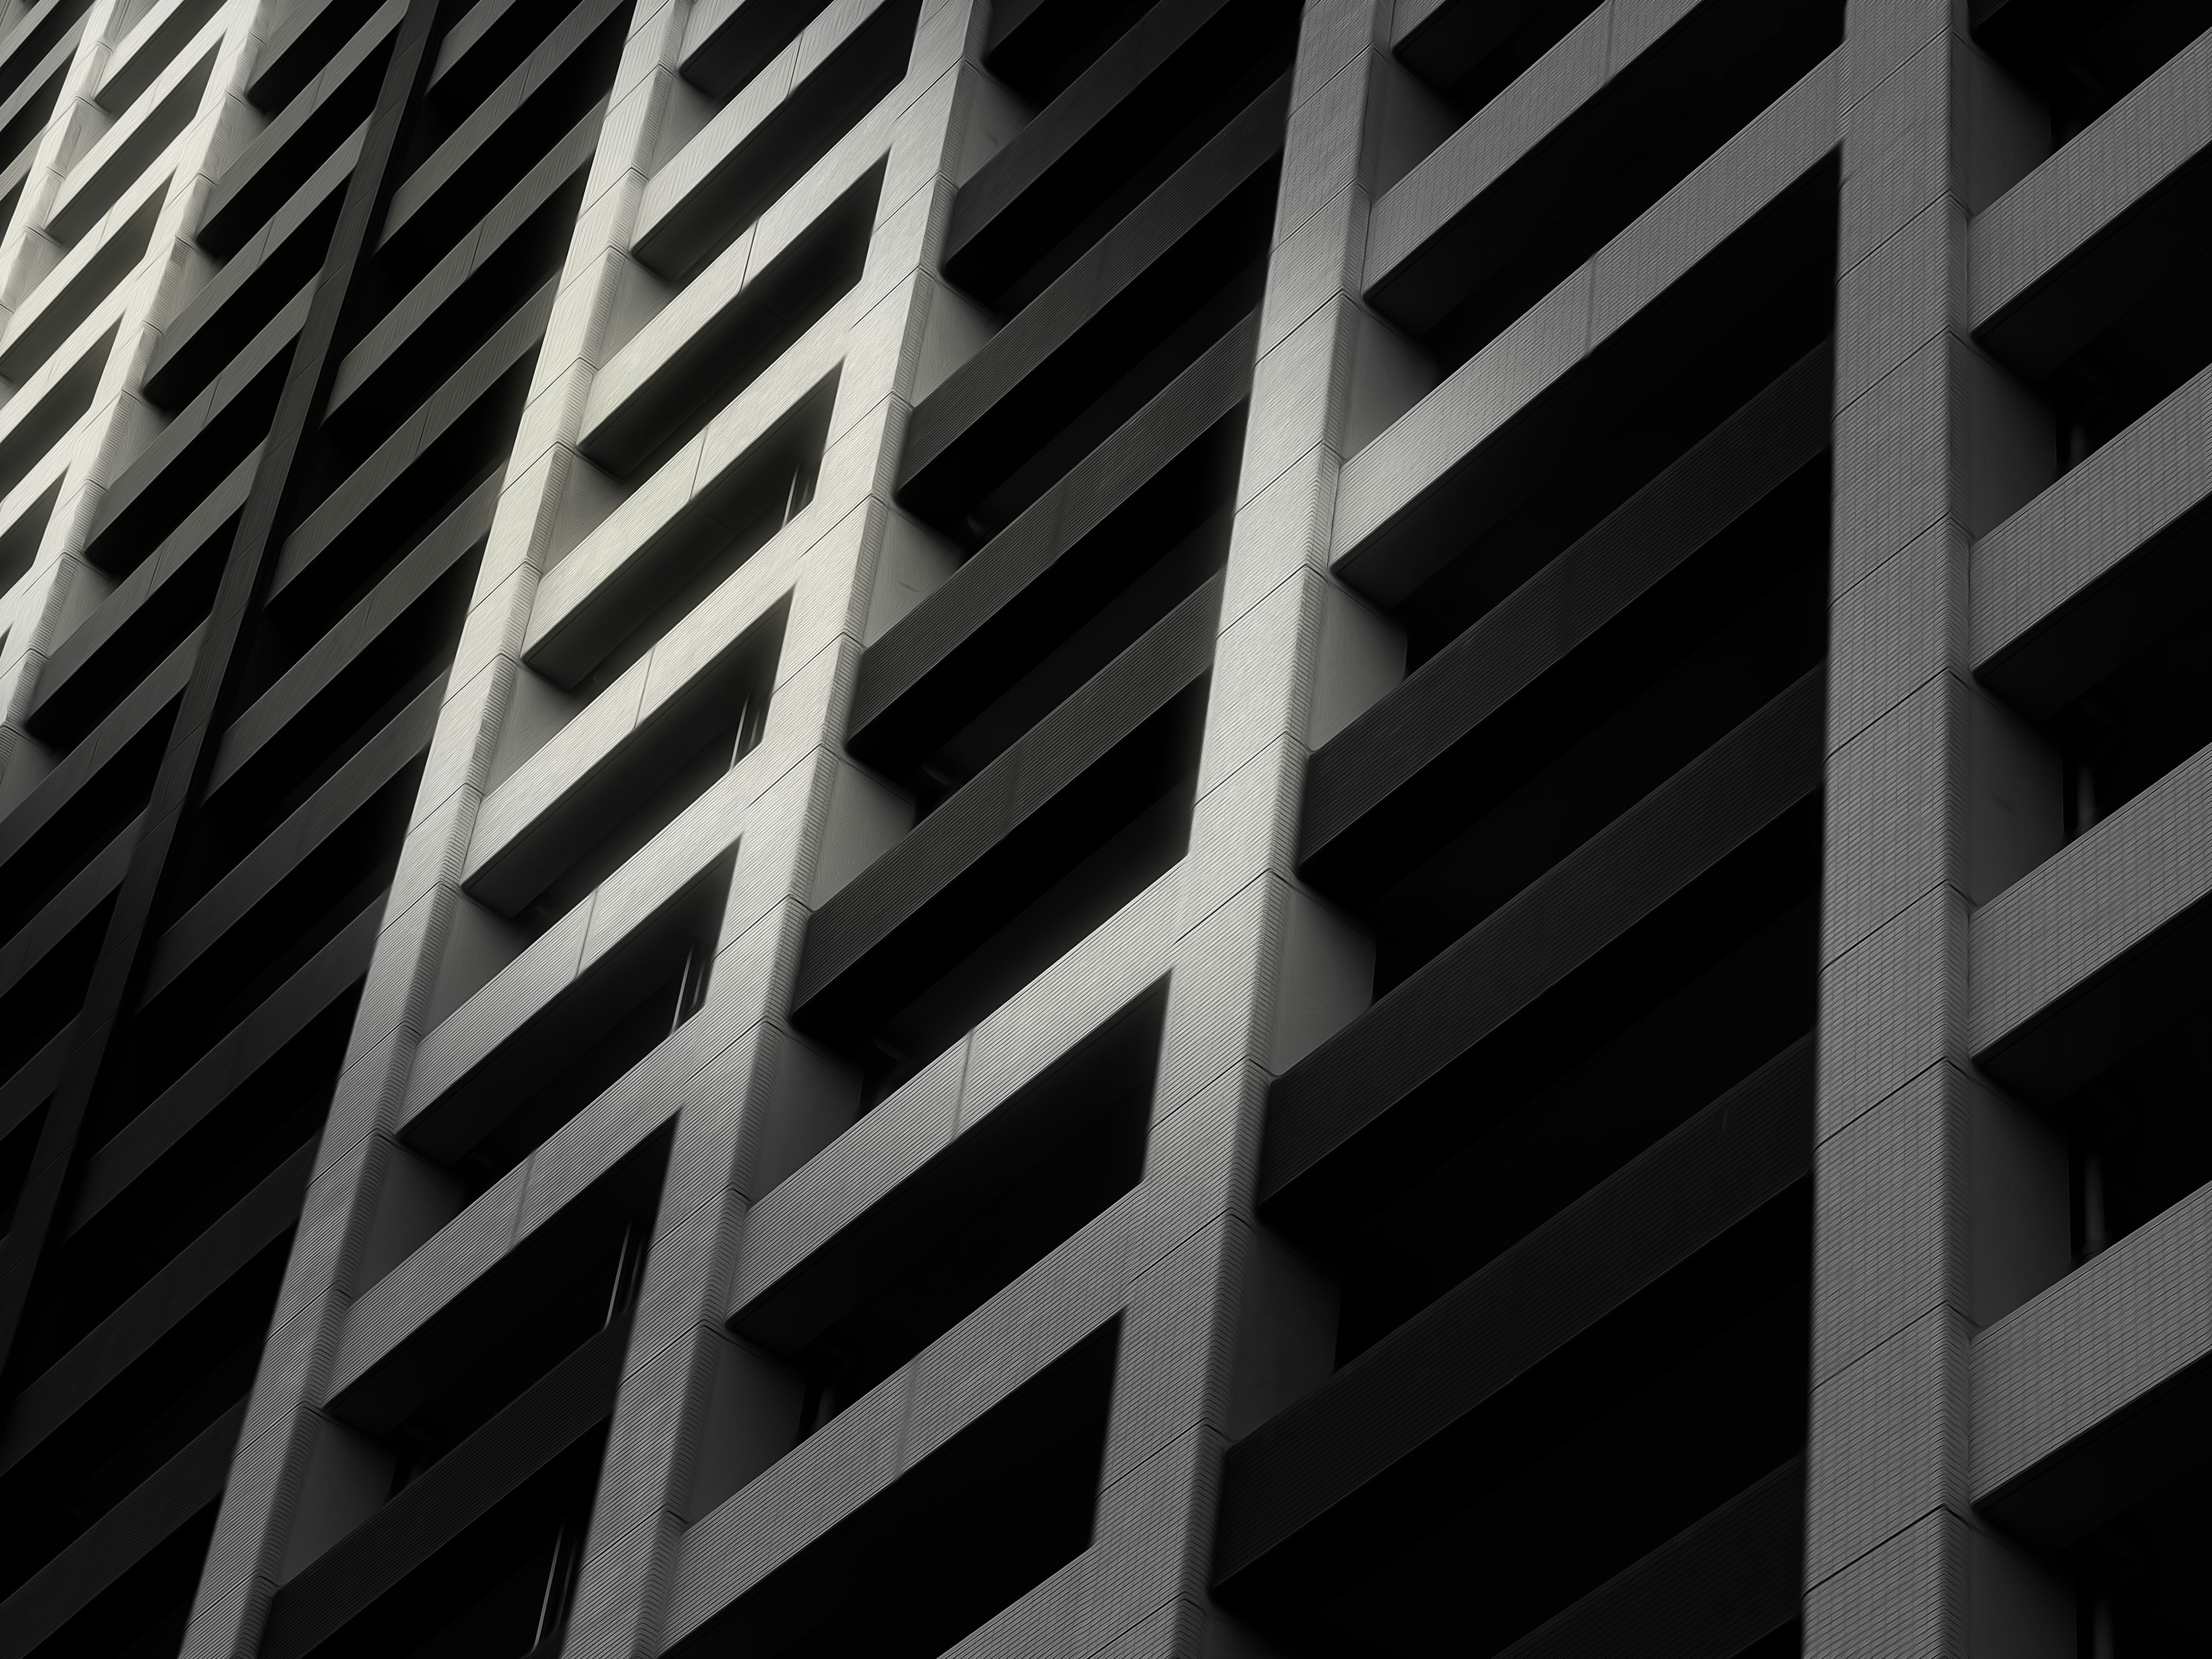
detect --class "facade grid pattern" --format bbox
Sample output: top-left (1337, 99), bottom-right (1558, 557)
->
top-left (0, 1), bottom-right (2203, 1656)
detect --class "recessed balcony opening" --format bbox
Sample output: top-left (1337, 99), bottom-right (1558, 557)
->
top-left (1359, 475), bottom-right (1829, 990)
top-left (1376, 0), bottom-right (1843, 373)
top-left (201, 540), bottom-right (483, 888)
top-left (0, 704), bottom-right (172, 946)
top-left (14, 1499), bottom-right (218, 1659)
top-left (800, 666), bottom-right (1206, 1109)
top-left (951, 0), bottom-right (1299, 313)
top-left (741, 989), bottom-right (1160, 1441)
top-left (285, 1425), bottom-right (611, 1659)
top-left (1328, 901), bottom-right (1817, 1363)
top-left (1224, 1213), bottom-right (1810, 1658)
top-left (0, 1227), bottom-right (291, 1600)
top-left (73, 987), bottom-right (360, 1300)
top-left (1972, 0), bottom-right (2208, 147)
top-left (1393, 0), bottom-right (1604, 115)
top-left (901, 439), bottom-right (1236, 817)
top-left (674, 1320), bottom-right (1120, 1659)
top-left (902, 165), bottom-right (1277, 548)
top-left (1978, 497), bottom-right (2212, 853)
top-left (981, 0), bottom-right (1154, 108)
top-left (472, 601), bottom-right (782, 937)
top-left (131, 755), bottom-right (424, 1103)
top-left (382, 1222), bottom-right (648, 1499)
top-left (0, 897), bottom-right (110, 1093)
top-left (1395, 270), bottom-right (1835, 672)
top-left (2045, 223), bottom-right (2212, 476)
top-left (2055, 997), bottom-right (2212, 1272)
top-left (407, 860), bottom-right (732, 1193)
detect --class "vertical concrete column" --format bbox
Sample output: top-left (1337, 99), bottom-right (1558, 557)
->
top-left (1805, 1), bottom-right (2068, 1652)
top-left (1031, 3), bottom-right (1413, 1653)
top-left (555, 1), bottom-right (996, 1654)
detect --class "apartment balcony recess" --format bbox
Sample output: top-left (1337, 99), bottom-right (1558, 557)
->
top-left (1972, 0), bottom-right (2209, 147)
top-left (632, 0), bottom-right (919, 286)
top-left (324, 102), bottom-right (601, 445)
top-left (1974, 360), bottom-right (2212, 704)
top-left (327, 1132), bottom-right (669, 1434)
top-left (84, 285), bottom-right (307, 575)
top-left (203, 476), bottom-right (492, 821)
top-left (262, 281), bottom-right (548, 643)
top-left (664, 1320), bottom-right (1120, 1659)
top-left (0, 1158), bottom-right (301, 1604)
top-left (147, 116), bottom-right (355, 410)
top-left (0, 183), bottom-right (159, 388)
top-left (43, 32), bottom-right (213, 247)
top-left (263, 1328), bottom-right (622, 1659)
top-left (1368, 0), bottom-right (1842, 370)
top-left (791, 575), bottom-right (1217, 1077)
top-left (0, 0), bottom-right (95, 113)
top-left (1969, 740), bottom-right (2212, 1273)
top-left (1216, 1043), bottom-right (1811, 1647)
top-left (945, 0), bottom-right (1298, 312)
top-left (371, 0), bottom-right (626, 289)
top-left (898, 76), bottom-right (1284, 545)
top-left (1391, 0), bottom-right (1611, 114)
top-left (468, 599), bottom-right (782, 927)
top-left (1334, 73), bottom-right (1839, 610)
top-left (1323, 925), bottom-right (1816, 1360)
top-left (0, 1402), bottom-right (237, 1657)
top-left (1301, 342), bottom-right (1831, 915)
top-left (0, 642), bottom-right (183, 943)
top-left (98, 0), bottom-right (227, 119)
top-left (400, 860), bottom-right (730, 1188)
top-left (730, 986), bottom-right (1161, 1444)
top-left (851, 310), bottom-right (1250, 793)
top-left (1263, 669), bottom-right (1823, 1229)
top-left (679, 0), bottom-right (838, 102)
top-left (1969, 1171), bottom-right (2212, 1650)
top-left (68, 926), bottom-right (369, 1251)
top-left (429, 0), bottom-right (599, 122)
top-left (581, 164), bottom-right (874, 482)
top-left (195, 0), bottom-right (397, 259)
top-left (1971, 27), bottom-right (2212, 474)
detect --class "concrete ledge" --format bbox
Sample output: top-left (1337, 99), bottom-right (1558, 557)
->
top-left (1970, 28), bottom-right (2212, 378)
top-left (1972, 360), bottom-right (2212, 715)
top-left (1969, 737), bottom-right (2212, 1104)
top-left (1331, 52), bottom-right (1836, 605)
top-left (1973, 1176), bottom-right (2212, 1548)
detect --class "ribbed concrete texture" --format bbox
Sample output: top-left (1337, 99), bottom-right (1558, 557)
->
top-left (0, 1), bottom-right (2203, 1656)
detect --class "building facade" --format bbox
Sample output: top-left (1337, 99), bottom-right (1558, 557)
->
top-left (0, 0), bottom-right (2204, 1654)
